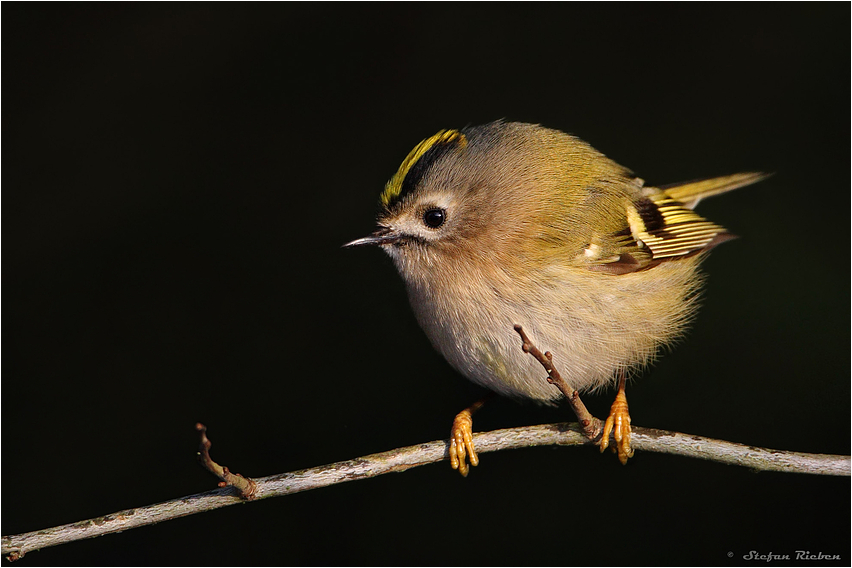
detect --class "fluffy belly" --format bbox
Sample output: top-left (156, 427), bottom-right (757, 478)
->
top-left (406, 260), bottom-right (700, 402)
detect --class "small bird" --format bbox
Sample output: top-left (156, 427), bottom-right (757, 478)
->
top-left (346, 121), bottom-right (766, 475)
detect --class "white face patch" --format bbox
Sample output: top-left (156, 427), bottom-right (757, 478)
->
top-left (584, 243), bottom-right (601, 259)
top-left (417, 192), bottom-right (455, 214)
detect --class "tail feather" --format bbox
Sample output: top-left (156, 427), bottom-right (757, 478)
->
top-left (659, 172), bottom-right (771, 209)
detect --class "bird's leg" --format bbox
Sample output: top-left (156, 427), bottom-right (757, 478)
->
top-left (449, 397), bottom-right (489, 477)
top-left (600, 371), bottom-right (634, 464)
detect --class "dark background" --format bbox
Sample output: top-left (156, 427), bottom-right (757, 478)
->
top-left (3, 3), bottom-right (849, 566)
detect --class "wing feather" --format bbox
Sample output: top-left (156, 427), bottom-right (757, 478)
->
top-left (585, 172), bottom-right (767, 274)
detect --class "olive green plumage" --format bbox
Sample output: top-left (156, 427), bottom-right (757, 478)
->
top-left (348, 121), bottom-right (767, 402)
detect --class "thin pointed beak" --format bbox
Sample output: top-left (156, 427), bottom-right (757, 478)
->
top-left (343, 226), bottom-right (400, 248)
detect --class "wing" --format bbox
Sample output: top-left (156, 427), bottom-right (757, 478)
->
top-left (584, 172), bottom-right (768, 275)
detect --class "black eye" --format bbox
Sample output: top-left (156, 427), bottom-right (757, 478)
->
top-left (423, 208), bottom-right (446, 228)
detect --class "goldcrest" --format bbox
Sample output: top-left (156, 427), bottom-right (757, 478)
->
top-left (347, 121), bottom-right (766, 471)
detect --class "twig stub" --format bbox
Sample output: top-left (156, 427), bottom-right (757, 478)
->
top-left (513, 325), bottom-right (603, 441)
top-left (196, 423), bottom-right (258, 501)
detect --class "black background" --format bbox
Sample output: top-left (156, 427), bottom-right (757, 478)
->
top-left (3, 3), bottom-right (850, 566)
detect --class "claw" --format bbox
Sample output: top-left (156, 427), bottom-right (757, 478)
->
top-left (600, 375), bottom-right (634, 465)
top-left (449, 407), bottom-right (478, 476)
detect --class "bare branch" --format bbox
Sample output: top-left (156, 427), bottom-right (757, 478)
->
top-left (3, 423), bottom-right (848, 560)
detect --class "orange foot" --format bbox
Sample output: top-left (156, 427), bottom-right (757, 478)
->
top-left (599, 382), bottom-right (634, 465)
top-left (449, 400), bottom-right (486, 476)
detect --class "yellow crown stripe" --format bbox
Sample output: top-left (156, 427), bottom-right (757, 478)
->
top-left (380, 130), bottom-right (467, 206)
